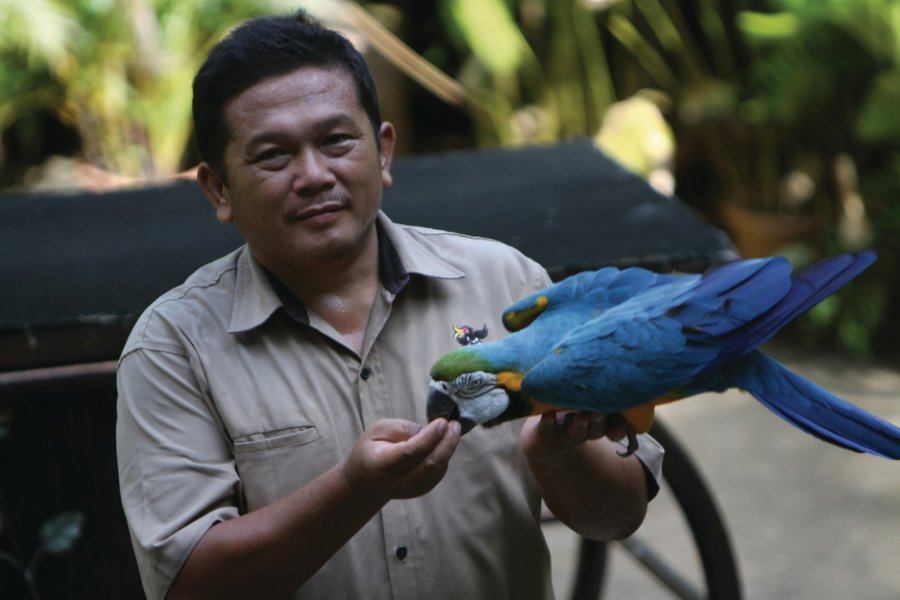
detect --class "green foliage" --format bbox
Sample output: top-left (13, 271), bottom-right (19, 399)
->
top-left (0, 0), bottom-right (73, 134)
top-left (0, 509), bottom-right (86, 598)
top-left (0, 400), bottom-right (85, 597)
top-left (1, 0), bottom-right (897, 355)
top-left (745, 0), bottom-right (900, 357)
top-left (39, 511), bottom-right (85, 555)
top-left (591, 0), bottom-right (900, 356)
top-left (856, 71), bottom-right (900, 144)
top-left (434, 0), bottom-right (617, 146)
top-left (444, 0), bottom-right (529, 75)
top-left (0, 0), bottom-right (278, 178)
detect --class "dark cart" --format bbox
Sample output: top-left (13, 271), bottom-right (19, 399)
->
top-left (1, 141), bottom-right (740, 599)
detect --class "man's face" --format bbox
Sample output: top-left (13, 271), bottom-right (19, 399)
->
top-left (198, 66), bottom-right (395, 275)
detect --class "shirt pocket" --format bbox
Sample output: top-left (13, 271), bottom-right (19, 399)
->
top-left (232, 425), bottom-right (334, 509)
top-left (232, 425), bottom-right (320, 455)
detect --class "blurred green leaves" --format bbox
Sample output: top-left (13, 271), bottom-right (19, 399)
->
top-left (0, 509), bottom-right (86, 598)
top-left (856, 71), bottom-right (900, 144)
top-left (737, 10), bottom-right (798, 38)
top-left (0, 0), bottom-right (273, 178)
top-left (444, 0), bottom-right (528, 75)
top-left (39, 511), bottom-right (85, 555)
top-left (434, 0), bottom-right (618, 146)
top-left (2, 0), bottom-right (899, 354)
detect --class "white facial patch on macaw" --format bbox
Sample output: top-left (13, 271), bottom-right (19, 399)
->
top-left (429, 371), bottom-right (509, 424)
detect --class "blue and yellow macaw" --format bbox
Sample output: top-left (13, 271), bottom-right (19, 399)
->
top-left (427, 251), bottom-right (900, 459)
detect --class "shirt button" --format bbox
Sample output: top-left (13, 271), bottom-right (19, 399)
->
top-left (395, 546), bottom-right (408, 560)
top-left (360, 367), bottom-right (371, 381)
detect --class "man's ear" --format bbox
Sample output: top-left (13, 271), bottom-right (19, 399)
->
top-left (196, 162), bottom-right (234, 224)
top-left (378, 122), bottom-right (397, 189)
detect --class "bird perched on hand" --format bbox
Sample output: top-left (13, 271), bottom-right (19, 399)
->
top-left (427, 250), bottom-right (900, 459)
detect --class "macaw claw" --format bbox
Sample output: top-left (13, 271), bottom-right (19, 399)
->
top-left (558, 412), bottom-right (639, 456)
top-left (607, 414), bottom-right (639, 457)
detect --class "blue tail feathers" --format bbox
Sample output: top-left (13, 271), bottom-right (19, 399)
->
top-left (731, 351), bottom-right (900, 459)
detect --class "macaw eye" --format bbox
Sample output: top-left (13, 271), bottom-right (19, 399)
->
top-left (452, 372), bottom-right (498, 398)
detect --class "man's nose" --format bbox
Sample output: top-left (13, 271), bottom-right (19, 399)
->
top-left (292, 149), bottom-right (337, 195)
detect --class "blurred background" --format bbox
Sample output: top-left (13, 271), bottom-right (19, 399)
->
top-left (1, 0), bottom-right (899, 598)
top-left (3, 0), bottom-right (900, 356)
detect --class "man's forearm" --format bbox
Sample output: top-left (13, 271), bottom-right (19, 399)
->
top-left (167, 417), bottom-right (460, 599)
top-left (531, 438), bottom-right (648, 539)
top-left (168, 463), bottom-right (384, 600)
top-left (526, 431), bottom-right (648, 541)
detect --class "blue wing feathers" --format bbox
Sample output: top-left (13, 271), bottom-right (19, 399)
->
top-left (718, 250), bottom-right (877, 360)
top-left (671, 257), bottom-right (792, 337)
top-left (523, 312), bottom-right (701, 411)
top-left (746, 251), bottom-right (874, 339)
top-left (695, 256), bottom-right (787, 295)
top-left (795, 250), bottom-right (876, 291)
top-left (503, 265), bottom-right (688, 332)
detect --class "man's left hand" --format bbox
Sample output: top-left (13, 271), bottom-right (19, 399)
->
top-left (521, 411), bottom-right (625, 463)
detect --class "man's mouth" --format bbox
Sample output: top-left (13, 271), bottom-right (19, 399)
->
top-left (290, 201), bottom-right (345, 222)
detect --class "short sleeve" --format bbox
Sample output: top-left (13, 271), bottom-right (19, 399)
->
top-left (625, 433), bottom-right (665, 500)
top-left (117, 347), bottom-right (240, 599)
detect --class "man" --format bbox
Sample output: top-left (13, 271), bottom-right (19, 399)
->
top-left (116, 11), bottom-right (663, 599)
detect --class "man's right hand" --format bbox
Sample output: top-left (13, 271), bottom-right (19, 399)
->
top-left (342, 418), bottom-right (462, 502)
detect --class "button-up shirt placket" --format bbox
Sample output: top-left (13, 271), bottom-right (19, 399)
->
top-left (357, 285), bottom-right (422, 598)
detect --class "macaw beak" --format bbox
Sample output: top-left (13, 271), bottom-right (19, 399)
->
top-left (426, 387), bottom-right (476, 435)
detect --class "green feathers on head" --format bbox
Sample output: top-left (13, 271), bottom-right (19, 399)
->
top-left (430, 347), bottom-right (494, 381)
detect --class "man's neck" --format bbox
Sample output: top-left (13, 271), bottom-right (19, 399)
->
top-left (273, 234), bottom-right (381, 354)
top-left (302, 275), bottom-right (379, 354)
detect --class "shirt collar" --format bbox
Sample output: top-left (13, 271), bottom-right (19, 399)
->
top-left (228, 211), bottom-right (463, 333)
top-left (377, 211), bottom-right (463, 287)
top-left (228, 246), bottom-right (283, 333)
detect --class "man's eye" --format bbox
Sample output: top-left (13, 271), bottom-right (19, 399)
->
top-left (258, 148), bottom-right (287, 161)
top-left (253, 148), bottom-right (291, 169)
top-left (323, 133), bottom-right (354, 147)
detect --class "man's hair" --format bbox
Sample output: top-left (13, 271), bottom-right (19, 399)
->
top-left (192, 10), bottom-right (382, 179)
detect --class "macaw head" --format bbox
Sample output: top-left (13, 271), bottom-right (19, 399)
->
top-left (426, 345), bottom-right (536, 434)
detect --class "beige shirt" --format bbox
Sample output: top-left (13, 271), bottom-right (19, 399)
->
top-left (117, 213), bottom-right (662, 599)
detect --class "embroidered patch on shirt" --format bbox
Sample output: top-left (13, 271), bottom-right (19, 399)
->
top-left (453, 324), bottom-right (488, 346)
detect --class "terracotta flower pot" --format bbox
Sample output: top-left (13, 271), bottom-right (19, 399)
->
top-left (719, 202), bottom-right (824, 258)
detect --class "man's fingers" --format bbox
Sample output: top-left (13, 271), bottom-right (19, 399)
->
top-left (398, 420), bottom-right (462, 496)
top-left (345, 418), bottom-right (464, 501)
top-left (586, 413), bottom-right (608, 440)
top-left (368, 418), bottom-right (426, 443)
top-left (379, 418), bottom-right (453, 474)
top-left (429, 420), bottom-right (462, 460)
top-left (406, 419), bottom-right (461, 473)
top-left (561, 412), bottom-right (606, 443)
top-left (556, 412), bottom-right (613, 444)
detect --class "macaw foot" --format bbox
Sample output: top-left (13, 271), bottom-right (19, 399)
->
top-left (607, 414), bottom-right (639, 457)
